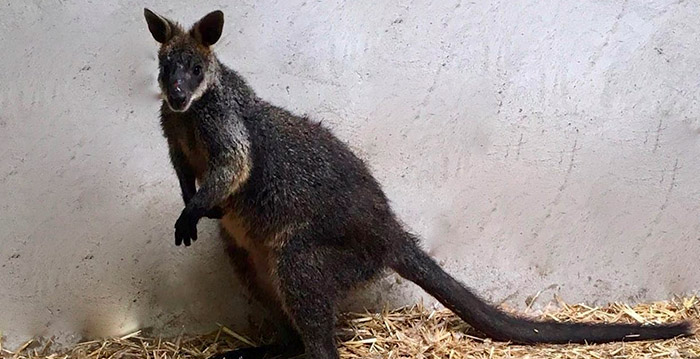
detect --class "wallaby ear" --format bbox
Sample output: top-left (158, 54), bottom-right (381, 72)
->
top-left (192, 10), bottom-right (224, 46)
top-left (144, 8), bottom-right (174, 43)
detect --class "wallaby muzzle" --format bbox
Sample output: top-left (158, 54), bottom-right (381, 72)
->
top-left (164, 67), bottom-right (196, 112)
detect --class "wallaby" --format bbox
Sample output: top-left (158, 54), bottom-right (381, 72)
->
top-left (144, 8), bottom-right (693, 359)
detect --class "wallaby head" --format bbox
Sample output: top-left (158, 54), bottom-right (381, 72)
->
top-left (144, 8), bottom-right (224, 112)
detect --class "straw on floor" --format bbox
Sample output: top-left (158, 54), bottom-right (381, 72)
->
top-left (4, 296), bottom-right (698, 359)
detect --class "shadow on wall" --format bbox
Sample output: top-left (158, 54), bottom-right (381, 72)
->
top-left (65, 204), bottom-right (267, 341)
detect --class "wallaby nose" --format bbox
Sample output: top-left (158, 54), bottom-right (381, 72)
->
top-left (169, 79), bottom-right (186, 100)
top-left (167, 76), bottom-right (190, 110)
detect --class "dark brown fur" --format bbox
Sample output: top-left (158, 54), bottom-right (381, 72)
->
top-left (144, 9), bottom-right (693, 359)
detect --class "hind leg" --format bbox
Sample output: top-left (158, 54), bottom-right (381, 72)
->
top-left (275, 237), bottom-right (384, 359)
top-left (276, 248), bottom-right (339, 358)
top-left (219, 229), bottom-right (303, 358)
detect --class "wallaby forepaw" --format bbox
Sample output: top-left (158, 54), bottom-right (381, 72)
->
top-left (174, 210), bottom-right (199, 246)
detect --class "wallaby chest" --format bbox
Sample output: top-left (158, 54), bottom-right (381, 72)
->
top-left (163, 113), bottom-right (210, 181)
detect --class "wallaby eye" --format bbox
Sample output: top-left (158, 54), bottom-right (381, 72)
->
top-left (193, 65), bottom-right (203, 76)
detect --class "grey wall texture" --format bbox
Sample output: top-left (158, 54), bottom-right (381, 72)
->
top-left (1, 0), bottom-right (699, 350)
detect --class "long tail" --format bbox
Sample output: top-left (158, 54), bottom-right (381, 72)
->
top-left (391, 242), bottom-right (693, 344)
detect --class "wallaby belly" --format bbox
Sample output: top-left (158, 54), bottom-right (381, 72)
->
top-left (220, 212), bottom-right (280, 302)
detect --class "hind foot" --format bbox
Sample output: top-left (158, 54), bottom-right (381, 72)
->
top-left (209, 346), bottom-right (274, 359)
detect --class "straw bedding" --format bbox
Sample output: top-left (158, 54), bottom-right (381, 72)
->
top-left (4, 296), bottom-right (698, 359)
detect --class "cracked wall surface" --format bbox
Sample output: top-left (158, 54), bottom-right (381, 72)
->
top-left (1, 0), bottom-right (699, 350)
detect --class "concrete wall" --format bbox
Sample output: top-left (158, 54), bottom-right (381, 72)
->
top-left (1, 0), bottom-right (699, 349)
